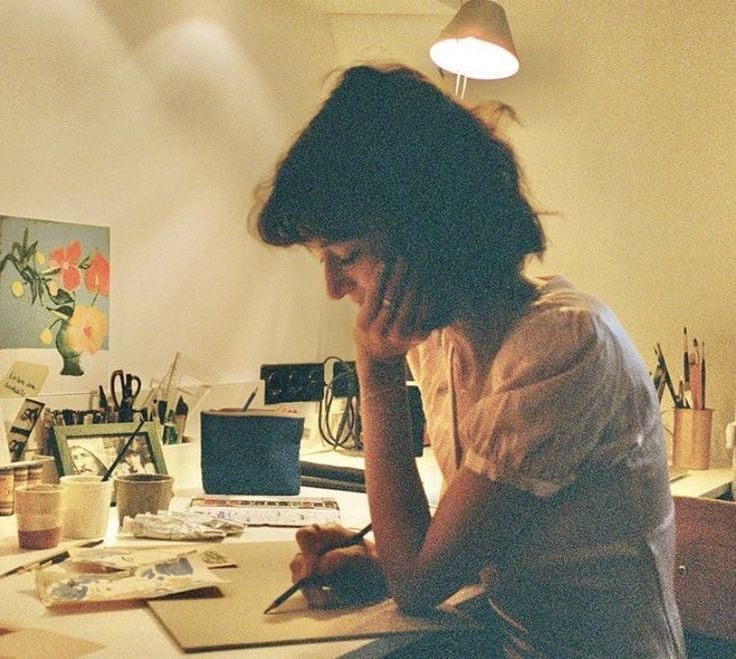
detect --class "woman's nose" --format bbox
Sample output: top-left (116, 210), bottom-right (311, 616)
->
top-left (324, 261), bottom-right (351, 300)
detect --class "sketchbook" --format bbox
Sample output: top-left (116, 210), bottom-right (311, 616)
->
top-left (147, 541), bottom-right (486, 652)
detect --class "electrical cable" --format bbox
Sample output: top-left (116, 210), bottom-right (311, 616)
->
top-left (318, 356), bottom-right (361, 450)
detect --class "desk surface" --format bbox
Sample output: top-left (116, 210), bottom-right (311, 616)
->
top-left (0, 486), bottom-right (386, 659)
top-left (298, 441), bottom-right (733, 503)
top-left (0, 442), bottom-right (731, 658)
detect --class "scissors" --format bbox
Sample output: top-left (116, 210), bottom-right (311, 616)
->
top-left (110, 369), bottom-right (141, 421)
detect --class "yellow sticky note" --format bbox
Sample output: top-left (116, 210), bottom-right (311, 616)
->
top-left (0, 362), bottom-right (49, 398)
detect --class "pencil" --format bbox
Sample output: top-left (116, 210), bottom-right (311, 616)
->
top-left (263, 522), bottom-right (373, 614)
top-left (654, 344), bottom-right (680, 408)
top-left (242, 387), bottom-right (258, 412)
top-left (683, 327), bottom-right (690, 392)
top-left (102, 418), bottom-right (145, 481)
top-left (700, 341), bottom-right (706, 409)
top-left (1, 538), bottom-right (104, 578)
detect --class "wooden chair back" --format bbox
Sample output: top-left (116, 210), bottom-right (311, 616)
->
top-left (673, 495), bottom-right (736, 642)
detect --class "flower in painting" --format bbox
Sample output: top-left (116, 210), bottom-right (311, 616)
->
top-left (40, 328), bottom-right (53, 345)
top-left (64, 305), bottom-right (108, 355)
top-left (1, 224), bottom-right (110, 376)
top-left (84, 251), bottom-right (110, 296)
top-left (49, 240), bottom-right (82, 291)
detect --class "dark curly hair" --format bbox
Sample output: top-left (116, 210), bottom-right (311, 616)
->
top-left (252, 63), bottom-right (545, 329)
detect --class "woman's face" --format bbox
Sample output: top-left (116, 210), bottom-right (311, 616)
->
top-left (307, 239), bottom-right (383, 306)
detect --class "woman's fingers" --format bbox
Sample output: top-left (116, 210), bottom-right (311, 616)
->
top-left (292, 523), bottom-right (365, 584)
top-left (355, 258), bottom-right (429, 361)
top-left (301, 582), bottom-right (339, 608)
top-left (295, 523), bottom-right (356, 555)
top-left (290, 543), bottom-right (387, 609)
top-left (375, 260), bottom-right (406, 323)
top-left (363, 262), bottom-right (388, 321)
top-left (289, 551), bottom-right (314, 583)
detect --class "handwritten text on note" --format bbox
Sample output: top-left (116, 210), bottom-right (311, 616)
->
top-left (0, 362), bottom-right (49, 398)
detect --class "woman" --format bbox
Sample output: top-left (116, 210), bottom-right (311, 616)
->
top-left (253, 63), bottom-right (684, 657)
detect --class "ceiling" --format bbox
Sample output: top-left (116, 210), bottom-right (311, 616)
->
top-left (292, 0), bottom-right (459, 15)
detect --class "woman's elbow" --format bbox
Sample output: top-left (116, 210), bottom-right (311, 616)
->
top-left (395, 597), bottom-right (434, 617)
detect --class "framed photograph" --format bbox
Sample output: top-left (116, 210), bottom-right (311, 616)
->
top-left (6, 398), bottom-right (45, 461)
top-left (51, 422), bottom-right (167, 483)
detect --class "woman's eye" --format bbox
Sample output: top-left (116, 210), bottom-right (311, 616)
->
top-left (334, 249), bottom-right (361, 266)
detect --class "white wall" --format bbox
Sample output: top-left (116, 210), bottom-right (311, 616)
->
top-left (0, 0), bottom-right (351, 393)
top-left (324, 2), bottom-right (735, 466)
top-left (1, 1), bottom-right (734, 466)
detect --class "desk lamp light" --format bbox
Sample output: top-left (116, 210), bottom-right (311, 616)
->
top-left (430, 0), bottom-right (519, 98)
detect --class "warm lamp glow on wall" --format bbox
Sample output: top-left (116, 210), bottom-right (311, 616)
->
top-left (430, 0), bottom-right (518, 97)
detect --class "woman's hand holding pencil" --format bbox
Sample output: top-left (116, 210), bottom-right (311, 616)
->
top-left (265, 522), bottom-right (387, 613)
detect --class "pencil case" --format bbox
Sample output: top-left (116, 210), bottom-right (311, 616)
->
top-left (200, 409), bottom-right (304, 495)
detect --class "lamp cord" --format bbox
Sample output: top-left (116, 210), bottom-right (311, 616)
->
top-left (454, 73), bottom-right (468, 99)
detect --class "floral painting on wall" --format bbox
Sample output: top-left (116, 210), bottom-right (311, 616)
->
top-left (0, 215), bottom-right (110, 393)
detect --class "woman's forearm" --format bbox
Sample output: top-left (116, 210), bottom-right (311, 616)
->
top-left (357, 353), bottom-right (431, 597)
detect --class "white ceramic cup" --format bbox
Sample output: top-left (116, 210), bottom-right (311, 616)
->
top-left (60, 475), bottom-right (113, 539)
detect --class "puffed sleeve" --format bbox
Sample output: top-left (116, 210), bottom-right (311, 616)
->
top-left (463, 304), bottom-right (642, 498)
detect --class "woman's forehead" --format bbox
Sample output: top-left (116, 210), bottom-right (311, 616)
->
top-left (306, 238), bottom-right (365, 254)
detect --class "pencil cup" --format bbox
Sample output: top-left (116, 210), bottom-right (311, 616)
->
top-left (28, 461), bottom-right (44, 486)
top-left (200, 409), bottom-right (304, 495)
top-left (14, 484), bottom-right (65, 549)
top-left (0, 467), bottom-right (14, 516)
top-left (13, 465), bottom-right (28, 492)
top-left (672, 408), bottom-right (713, 470)
top-left (60, 475), bottom-right (113, 539)
top-left (113, 473), bottom-right (174, 525)
top-left (35, 455), bottom-right (60, 484)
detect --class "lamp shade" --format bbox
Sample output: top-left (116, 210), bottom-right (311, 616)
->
top-left (430, 0), bottom-right (519, 80)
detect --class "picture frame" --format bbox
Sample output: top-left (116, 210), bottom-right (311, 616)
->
top-left (50, 421), bottom-right (167, 486)
top-left (6, 398), bottom-right (45, 461)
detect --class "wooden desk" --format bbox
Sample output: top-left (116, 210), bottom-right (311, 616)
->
top-left (300, 442), bottom-right (733, 504)
top-left (670, 467), bottom-right (733, 499)
top-left (0, 443), bottom-right (730, 657)
top-left (0, 485), bottom-right (397, 658)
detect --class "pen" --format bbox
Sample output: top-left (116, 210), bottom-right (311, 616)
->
top-left (242, 387), bottom-right (258, 412)
top-left (683, 326), bottom-right (690, 394)
top-left (1, 538), bottom-right (104, 578)
top-left (700, 341), bottom-right (706, 408)
top-left (654, 344), bottom-right (680, 408)
top-left (174, 395), bottom-right (189, 439)
top-left (98, 385), bottom-right (109, 414)
top-left (263, 522), bottom-right (373, 614)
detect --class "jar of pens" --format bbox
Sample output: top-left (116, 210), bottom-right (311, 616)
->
top-left (653, 327), bottom-right (711, 469)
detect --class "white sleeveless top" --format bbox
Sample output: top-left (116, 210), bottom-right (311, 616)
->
top-left (407, 275), bottom-right (685, 658)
